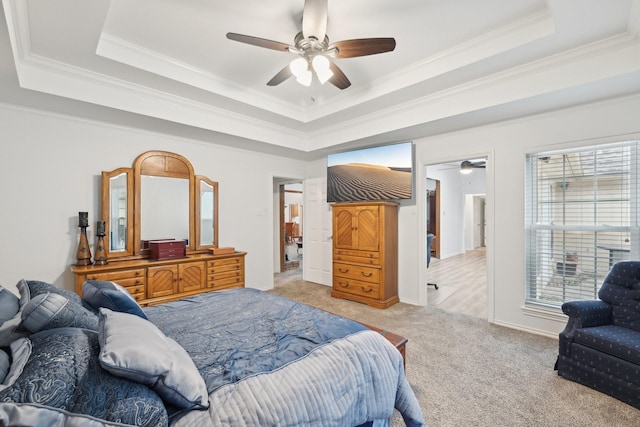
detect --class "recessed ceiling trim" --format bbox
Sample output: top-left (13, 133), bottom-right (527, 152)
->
top-left (12, 51), bottom-right (313, 150)
top-left (2, 0), bottom-right (31, 64)
top-left (96, 32), bottom-right (309, 123)
top-left (96, 7), bottom-right (555, 127)
top-left (304, 33), bottom-right (640, 150)
top-left (306, 8), bottom-right (555, 122)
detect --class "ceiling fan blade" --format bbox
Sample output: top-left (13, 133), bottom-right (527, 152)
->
top-left (328, 62), bottom-right (351, 90)
top-left (267, 65), bottom-right (293, 86)
top-left (226, 33), bottom-right (291, 52)
top-left (333, 38), bottom-right (396, 58)
top-left (302, 0), bottom-right (328, 41)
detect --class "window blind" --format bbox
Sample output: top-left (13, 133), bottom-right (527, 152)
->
top-left (525, 141), bottom-right (640, 306)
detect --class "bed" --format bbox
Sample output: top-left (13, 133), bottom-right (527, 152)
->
top-left (0, 280), bottom-right (423, 426)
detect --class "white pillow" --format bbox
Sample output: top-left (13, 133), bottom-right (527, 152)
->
top-left (97, 308), bottom-right (209, 410)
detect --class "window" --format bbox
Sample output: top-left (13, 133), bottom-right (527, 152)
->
top-left (525, 141), bottom-right (640, 307)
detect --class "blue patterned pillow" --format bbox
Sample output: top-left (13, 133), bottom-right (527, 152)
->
top-left (0, 282), bottom-right (32, 347)
top-left (0, 328), bottom-right (168, 427)
top-left (83, 280), bottom-right (147, 319)
top-left (0, 338), bottom-right (32, 392)
top-left (0, 350), bottom-right (8, 384)
top-left (22, 279), bottom-right (82, 305)
top-left (21, 292), bottom-right (98, 332)
top-left (0, 286), bottom-right (19, 324)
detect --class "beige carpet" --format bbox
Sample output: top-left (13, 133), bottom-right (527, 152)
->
top-left (269, 271), bottom-right (639, 427)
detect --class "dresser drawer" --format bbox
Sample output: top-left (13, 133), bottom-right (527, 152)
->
top-left (333, 263), bottom-right (380, 284)
top-left (209, 276), bottom-right (244, 289)
top-left (208, 269), bottom-right (242, 282)
top-left (84, 269), bottom-right (146, 299)
top-left (124, 284), bottom-right (146, 301)
top-left (333, 277), bottom-right (380, 299)
top-left (86, 268), bottom-right (146, 283)
top-left (208, 258), bottom-right (243, 273)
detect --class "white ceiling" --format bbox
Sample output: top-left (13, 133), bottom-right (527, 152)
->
top-left (2, 0), bottom-right (640, 159)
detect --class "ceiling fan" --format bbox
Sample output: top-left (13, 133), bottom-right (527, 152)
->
top-left (460, 160), bottom-right (486, 174)
top-left (225, 0), bottom-right (396, 90)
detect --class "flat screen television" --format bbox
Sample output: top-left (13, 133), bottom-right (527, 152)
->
top-left (327, 141), bottom-right (414, 203)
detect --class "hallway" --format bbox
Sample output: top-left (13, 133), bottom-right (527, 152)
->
top-left (426, 248), bottom-right (487, 318)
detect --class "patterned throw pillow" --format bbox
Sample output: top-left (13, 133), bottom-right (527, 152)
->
top-left (0, 287), bottom-right (19, 324)
top-left (21, 292), bottom-right (98, 333)
top-left (0, 328), bottom-right (169, 427)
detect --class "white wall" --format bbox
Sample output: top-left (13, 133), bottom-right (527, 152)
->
top-left (3, 93), bottom-right (640, 338)
top-left (0, 105), bottom-right (306, 295)
top-left (411, 93), bottom-right (640, 337)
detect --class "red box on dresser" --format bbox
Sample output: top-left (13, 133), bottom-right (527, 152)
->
top-left (150, 240), bottom-right (186, 260)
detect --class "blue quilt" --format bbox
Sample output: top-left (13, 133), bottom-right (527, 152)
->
top-left (144, 288), bottom-right (424, 426)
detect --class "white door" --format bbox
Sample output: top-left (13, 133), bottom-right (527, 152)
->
top-left (303, 177), bottom-right (332, 285)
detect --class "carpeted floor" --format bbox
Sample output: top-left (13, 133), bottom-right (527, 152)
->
top-left (269, 271), bottom-right (639, 427)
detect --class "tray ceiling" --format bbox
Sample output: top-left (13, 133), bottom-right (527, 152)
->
top-left (2, 0), bottom-right (640, 158)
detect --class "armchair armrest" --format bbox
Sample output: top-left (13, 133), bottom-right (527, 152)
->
top-left (561, 300), bottom-right (612, 327)
top-left (558, 300), bottom-right (612, 357)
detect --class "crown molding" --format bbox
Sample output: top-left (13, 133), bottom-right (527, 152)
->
top-left (96, 32), bottom-right (308, 123)
top-left (303, 33), bottom-right (640, 150)
top-left (4, 0), bottom-right (639, 153)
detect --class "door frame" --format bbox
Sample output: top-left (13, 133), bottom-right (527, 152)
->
top-left (420, 153), bottom-right (494, 323)
top-left (426, 178), bottom-right (441, 258)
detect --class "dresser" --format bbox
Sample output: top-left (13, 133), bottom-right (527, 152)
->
top-left (71, 252), bottom-right (246, 307)
top-left (331, 202), bottom-right (398, 308)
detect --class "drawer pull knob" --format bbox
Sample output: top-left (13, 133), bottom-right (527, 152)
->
top-left (338, 268), bottom-right (349, 273)
top-left (361, 287), bottom-right (373, 293)
top-left (360, 272), bottom-right (373, 278)
top-left (339, 282), bottom-right (349, 288)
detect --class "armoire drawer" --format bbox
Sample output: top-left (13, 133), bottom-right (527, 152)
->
top-left (333, 277), bottom-right (380, 299)
top-left (333, 262), bottom-right (380, 284)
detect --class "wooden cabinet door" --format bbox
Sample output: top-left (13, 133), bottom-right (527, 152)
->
top-left (333, 207), bottom-right (355, 249)
top-left (353, 206), bottom-right (379, 252)
top-left (178, 261), bottom-right (205, 293)
top-left (333, 205), bottom-right (380, 251)
top-left (147, 265), bottom-right (178, 299)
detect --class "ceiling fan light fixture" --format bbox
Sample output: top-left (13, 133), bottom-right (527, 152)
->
top-left (312, 55), bottom-right (333, 84)
top-left (460, 163), bottom-right (473, 174)
top-left (296, 69), bottom-right (313, 86)
top-left (290, 57), bottom-right (309, 78)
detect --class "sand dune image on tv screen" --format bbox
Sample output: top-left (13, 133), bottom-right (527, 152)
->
top-left (327, 163), bottom-right (412, 202)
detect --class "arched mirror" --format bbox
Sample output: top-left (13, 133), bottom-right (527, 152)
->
top-left (102, 151), bottom-right (218, 260)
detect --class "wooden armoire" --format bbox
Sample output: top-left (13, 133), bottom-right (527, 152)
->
top-left (331, 201), bottom-right (399, 308)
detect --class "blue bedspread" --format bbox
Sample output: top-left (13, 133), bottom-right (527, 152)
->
top-left (144, 288), bottom-right (424, 427)
top-left (144, 288), bottom-right (367, 392)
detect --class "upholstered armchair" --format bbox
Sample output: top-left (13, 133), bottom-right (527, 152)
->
top-left (555, 260), bottom-right (640, 409)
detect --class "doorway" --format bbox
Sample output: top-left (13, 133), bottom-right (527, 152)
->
top-left (425, 157), bottom-right (489, 319)
top-left (278, 182), bottom-right (303, 274)
top-left (426, 178), bottom-right (441, 259)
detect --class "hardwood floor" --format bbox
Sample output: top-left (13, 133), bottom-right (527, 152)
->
top-left (427, 248), bottom-right (487, 318)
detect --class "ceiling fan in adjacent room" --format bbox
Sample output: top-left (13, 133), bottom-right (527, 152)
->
top-left (225, 0), bottom-right (396, 90)
top-left (459, 159), bottom-right (486, 174)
